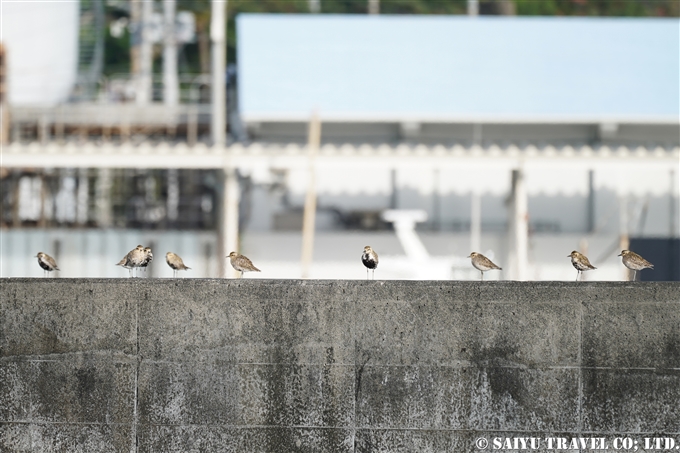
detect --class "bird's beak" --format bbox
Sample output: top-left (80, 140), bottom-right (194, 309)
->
top-left (567, 255), bottom-right (570, 257)
top-left (466, 254), bottom-right (471, 258)
top-left (617, 253), bottom-right (622, 256)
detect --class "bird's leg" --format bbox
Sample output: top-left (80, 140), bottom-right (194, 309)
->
top-left (44, 270), bottom-right (47, 278)
top-left (481, 271), bottom-right (484, 281)
top-left (240, 271), bottom-right (244, 279)
top-left (633, 270), bottom-right (637, 281)
top-left (366, 269), bottom-right (369, 281)
top-left (372, 269), bottom-right (375, 280)
top-left (576, 271), bottom-right (579, 282)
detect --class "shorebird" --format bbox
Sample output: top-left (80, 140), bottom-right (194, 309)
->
top-left (568, 251), bottom-right (596, 281)
top-left (116, 245), bottom-right (145, 277)
top-left (139, 247), bottom-right (153, 276)
top-left (35, 252), bottom-right (59, 277)
top-left (467, 252), bottom-right (502, 281)
top-left (166, 252), bottom-right (190, 278)
top-left (228, 251), bottom-right (260, 278)
top-left (361, 246), bottom-right (379, 280)
top-left (618, 250), bottom-right (654, 281)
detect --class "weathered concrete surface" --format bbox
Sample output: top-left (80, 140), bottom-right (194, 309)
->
top-left (1, 279), bottom-right (679, 452)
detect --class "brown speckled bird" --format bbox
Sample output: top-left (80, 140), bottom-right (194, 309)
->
top-left (568, 251), bottom-right (596, 281)
top-left (228, 251), bottom-right (261, 278)
top-left (467, 252), bottom-right (502, 281)
top-left (117, 245), bottom-right (145, 278)
top-left (35, 252), bottom-right (59, 277)
top-left (166, 252), bottom-right (190, 278)
top-left (361, 246), bottom-right (379, 280)
top-left (618, 250), bottom-right (654, 281)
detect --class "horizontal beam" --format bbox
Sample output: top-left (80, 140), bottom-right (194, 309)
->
top-left (242, 113), bottom-right (680, 125)
top-left (2, 141), bottom-right (678, 170)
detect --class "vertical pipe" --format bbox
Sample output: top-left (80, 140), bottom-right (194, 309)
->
top-left (52, 238), bottom-right (61, 278)
top-left (0, 43), bottom-right (8, 146)
top-left (163, 0), bottom-right (179, 106)
top-left (587, 169), bottom-right (595, 233)
top-left (390, 169), bottom-right (397, 209)
top-left (166, 169), bottom-right (179, 223)
top-left (368, 0), bottom-right (379, 14)
top-left (619, 194), bottom-right (630, 280)
top-left (129, 0), bottom-right (142, 75)
top-left (38, 173), bottom-right (47, 228)
top-left (671, 169), bottom-right (678, 237)
top-left (12, 172), bottom-right (20, 227)
top-left (515, 169), bottom-right (528, 281)
top-left (95, 168), bottom-right (112, 228)
top-left (148, 239), bottom-right (158, 278)
top-left (301, 112), bottom-right (321, 279)
top-left (38, 114), bottom-right (49, 145)
top-left (473, 123), bottom-right (482, 146)
top-left (55, 107), bottom-right (64, 143)
top-left (432, 169), bottom-right (440, 231)
top-left (211, 0), bottom-right (227, 147)
top-left (137, 0), bottom-right (153, 105)
top-left (187, 106), bottom-right (197, 146)
top-left (470, 192), bottom-right (481, 253)
top-left (76, 168), bottom-right (89, 225)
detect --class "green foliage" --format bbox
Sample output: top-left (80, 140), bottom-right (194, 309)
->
top-left (515, 0), bottom-right (679, 17)
top-left (104, 21), bottom-right (130, 75)
top-left (104, 0), bottom-right (680, 74)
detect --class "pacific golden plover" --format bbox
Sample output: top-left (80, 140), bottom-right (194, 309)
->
top-left (35, 252), bottom-right (59, 277)
top-left (117, 245), bottom-right (145, 278)
top-left (618, 250), bottom-right (654, 281)
top-left (228, 251), bottom-right (260, 278)
top-left (166, 252), bottom-right (190, 278)
top-left (467, 252), bottom-right (502, 281)
top-left (361, 246), bottom-right (379, 280)
top-left (568, 251), bottom-right (596, 281)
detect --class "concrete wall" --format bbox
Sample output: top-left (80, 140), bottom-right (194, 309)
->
top-left (1, 279), bottom-right (679, 452)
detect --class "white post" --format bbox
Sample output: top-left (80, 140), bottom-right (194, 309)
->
top-left (368, 0), bottom-right (379, 14)
top-left (218, 167), bottom-right (239, 278)
top-left (211, 0), bottom-right (227, 146)
top-left (300, 112), bottom-right (321, 279)
top-left (163, 0), bottom-right (179, 105)
top-left (507, 169), bottom-right (528, 280)
top-left (308, 0), bottom-right (320, 13)
top-left (619, 194), bottom-right (630, 280)
top-left (468, 0), bottom-right (479, 16)
top-left (137, 0), bottom-right (154, 105)
top-left (470, 192), bottom-right (481, 253)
